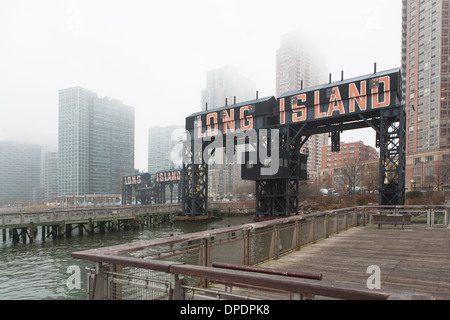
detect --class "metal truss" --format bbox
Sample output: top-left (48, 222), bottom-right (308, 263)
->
top-left (136, 184), bottom-right (164, 204)
top-left (181, 69), bottom-right (405, 217)
top-left (378, 108), bottom-right (406, 205)
top-left (181, 140), bottom-right (208, 216)
top-left (255, 126), bottom-right (308, 217)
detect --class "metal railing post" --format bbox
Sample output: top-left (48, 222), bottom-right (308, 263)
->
top-left (446, 207), bottom-right (449, 227)
top-left (274, 225), bottom-right (280, 259)
top-left (312, 217), bottom-right (316, 243)
top-left (295, 220), bottom-right (301, 249)
top-left (199, 238), bottom-right (211, 287)
top-left (363, 207), bottom-right (366, 226)
top-left (243, 229), bottom-right (251, 265)
top-left (169, 274), bottom-right (186, 300)
top-left (344, 211), bottom-right (348, 231)
top-left (91, 262), bottom-right (108, 300)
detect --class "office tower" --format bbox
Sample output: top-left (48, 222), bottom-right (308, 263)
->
top-left (58, 87), bottom-right (135, 196)
top-left (201, 65), bottom-right (256, 111)
top-left (0, 141), bottom-right (41, 205)
top-left (402, 0), bottom-right (450, 191)
top-left (44, 152), bottom-right (58, 202)
top-left (276, 30), bottom-right (328, 180)
top-left (148, 126), bottom-right (184, 174)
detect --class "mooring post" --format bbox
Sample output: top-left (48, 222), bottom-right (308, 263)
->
top-left (51, 225), bottom-right (57, 240)
top-left (12, 229), bottom-right (19, 242)
top-left (28, 220), bottom-right (36, 243)
top-left (66, 224), bottom-right (72, 237)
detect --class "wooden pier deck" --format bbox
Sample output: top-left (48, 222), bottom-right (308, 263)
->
top-left (0, 204), bottom-right (180, 243)
top-left (256, 225), bottom-right (450, 299)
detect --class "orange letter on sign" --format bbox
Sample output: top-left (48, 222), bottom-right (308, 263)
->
top-left (314, 90), bottom-right (326, 119)
top-left (207, 112), bottom-right (218, 136)
top-left (279, 98), bottom-right (286, 125)
top-left (349, 81), bottom-right (367, 112)
top-left (292, 94), bottom-right (307, 122)
top-left (240, 106), bottom-right (253, 130)
top-left (196, 116), bottom-right (206, 138)
top-left (372, 76), bottom-right (391, 109)
top-left (327, 87), bottom-right (345, 116)
top-left (222, 109), bottom-right (235, 134)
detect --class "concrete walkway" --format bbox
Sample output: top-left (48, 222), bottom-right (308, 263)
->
top-left (260, 225), bottom-right (450, 299)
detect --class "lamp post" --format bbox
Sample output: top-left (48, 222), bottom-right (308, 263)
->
top-left (411, 180), bottom-right (416, 191)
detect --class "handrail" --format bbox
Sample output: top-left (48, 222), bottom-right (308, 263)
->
top-left (71, 204), bottom-right (448, 300)
top-left (72, 204), bottom-right (449, 256)
top-left (72, 208), bottom-right (356, 256)
top-left (71, 252), bottom-right (433, 300)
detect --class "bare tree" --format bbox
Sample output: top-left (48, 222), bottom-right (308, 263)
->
top-left (362, 162), bottom-right (379, 193)
top-left (433, 157), bottom-right (450, 192)
top-left (340, 161), bottom-right (364, 195)
top-left (233, 181), bottom-right (255, 200)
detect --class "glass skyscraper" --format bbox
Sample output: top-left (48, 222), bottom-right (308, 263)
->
top-left (58, 87), bottom-right (135, 196)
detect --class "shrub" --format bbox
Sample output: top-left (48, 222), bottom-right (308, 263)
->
top-left (406, 191), bottom-right (422, 199)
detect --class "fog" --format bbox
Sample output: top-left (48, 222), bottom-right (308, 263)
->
top-left (0, 0), bottom-right (401, 171)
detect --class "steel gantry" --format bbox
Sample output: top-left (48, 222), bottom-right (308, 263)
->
top-left (182, 68), bottom-right (405, 217)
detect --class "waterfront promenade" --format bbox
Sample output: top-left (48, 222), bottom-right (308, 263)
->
top-left (72, 205), bottom-right (449, 300)
top-left (259, 225), bottom-right (450, 300)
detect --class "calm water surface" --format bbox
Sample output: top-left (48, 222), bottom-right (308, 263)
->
top-left (0, 216), bottom-right (254, 300)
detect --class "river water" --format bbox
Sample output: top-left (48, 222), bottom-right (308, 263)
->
top-left (0, 216), bottom-right (254, 300)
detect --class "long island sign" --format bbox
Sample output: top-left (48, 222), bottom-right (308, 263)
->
top-left (186, 68), bottom-right (402, 138)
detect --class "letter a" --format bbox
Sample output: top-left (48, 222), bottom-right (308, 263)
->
top-left (366, 265), bottom-right (381, 290)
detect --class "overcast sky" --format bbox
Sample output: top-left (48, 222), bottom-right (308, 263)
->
top-left (0, 0), bottom-right (401, 171)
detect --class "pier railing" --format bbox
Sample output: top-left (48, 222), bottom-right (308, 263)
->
top-left (71, 205), bottom-right (447, 300)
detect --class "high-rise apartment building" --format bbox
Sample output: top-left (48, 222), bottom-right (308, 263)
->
top-left (0, 141), bottom-right (41, 205)
top-left (276, 30), bottom-right (328, 180)
top-left (200, 65), bottom-right (256, 198)
top-left (402, 0), bottom-right (450, 190)
top-left (201, 65), bottom-right (256, 111)
top-left (58, 87), bottom-right (135, 196)
top-left (276, 31), bottom-right (326, 97)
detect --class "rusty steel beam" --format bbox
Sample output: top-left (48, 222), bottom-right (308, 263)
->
top-left (211, 262), bottom-right (322, 281)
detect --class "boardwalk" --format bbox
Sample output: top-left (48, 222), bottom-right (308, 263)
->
top-left (259, 225), bottom-right (450, 299)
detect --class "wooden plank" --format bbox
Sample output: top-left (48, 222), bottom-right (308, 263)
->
top-left (258, 226), bottom-right (450, 299)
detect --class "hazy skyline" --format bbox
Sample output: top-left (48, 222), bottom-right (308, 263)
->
top-left (0, 0), bottom-right (401, 171)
